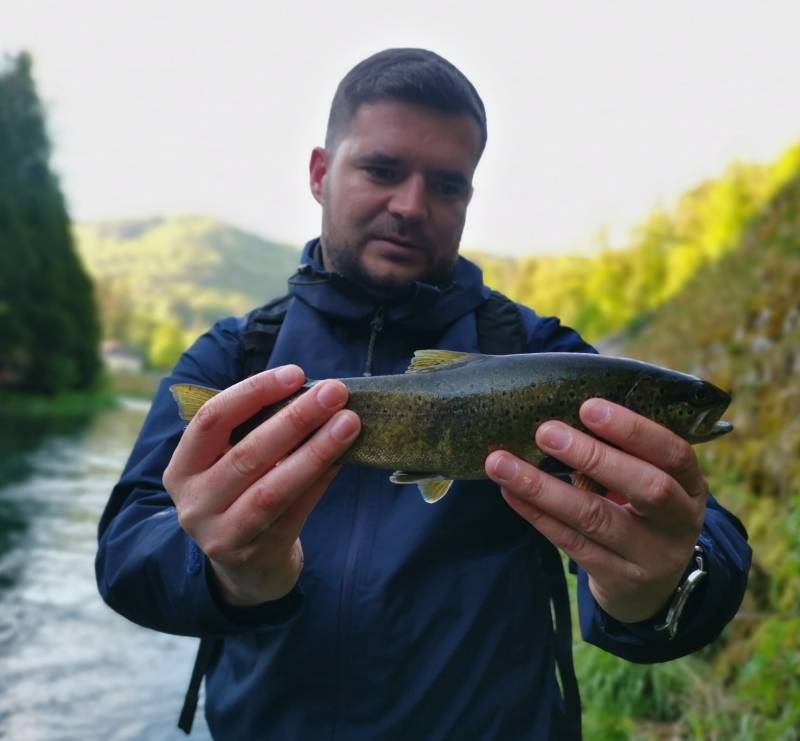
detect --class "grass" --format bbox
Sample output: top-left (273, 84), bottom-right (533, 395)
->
top-left (0, 387), bottom-right (118, 418)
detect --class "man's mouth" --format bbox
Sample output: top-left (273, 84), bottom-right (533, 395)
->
top-left (373, 236), bottom-right (421, 250)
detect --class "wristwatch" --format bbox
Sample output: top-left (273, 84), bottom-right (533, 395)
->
top-left (654, 544), bottom-right (707, 639)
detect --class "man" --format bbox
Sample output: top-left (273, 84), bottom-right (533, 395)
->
top-left (96, 48), bottom-right (751, 739)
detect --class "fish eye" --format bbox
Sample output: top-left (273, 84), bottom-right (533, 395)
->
top-left (690, 381), bottom-right (712, 405)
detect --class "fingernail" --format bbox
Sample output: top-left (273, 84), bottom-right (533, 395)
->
top-left (330, 412), bottom-right (358, 442)
top-left (317, 381), bottom-right (346, 409)
top-left (276, 365), bottom-right (302, 386)
top-left (491, 454), bottom-right (518, 483)
top-left (539, 423), bottom-right (571, 451)
top-left (584, 399), bottom-right (611, 425)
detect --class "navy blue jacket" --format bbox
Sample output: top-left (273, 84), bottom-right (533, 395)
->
top-left (96, 240), bottom-right (751, 740)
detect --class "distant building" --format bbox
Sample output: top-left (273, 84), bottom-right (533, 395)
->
top-left (102, 340), bottom-right (143, 373)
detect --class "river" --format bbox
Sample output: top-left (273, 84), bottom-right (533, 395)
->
top-left (0, 398), bottom-right (212, 741)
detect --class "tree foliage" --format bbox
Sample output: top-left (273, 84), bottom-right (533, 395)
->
top-left (0, 52), bottom-right (100, 393)
top-left (473, 141), bottom-right (800, 345)
top-left (147, 319), bottom-right (188, 369)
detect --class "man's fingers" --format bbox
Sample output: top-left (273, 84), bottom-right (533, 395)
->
top-left (217, 409), bottom-right (360, 545)
top-left (499, 485), bottom-right (633, 589)
top-left (579, 399), bottom-right (707, 498)
top-left (167, 365), bottom-right (306, 479)
top-left (200, 380), bottom-right (351, 512)
top-left (534, 420), bottom-right (694, 522)
top-left (487, 451), bottom-right (701, 621)
top-left (485, 451), bottom-right (631, 557)
top-left (267, 465), bottom-right (342, 548)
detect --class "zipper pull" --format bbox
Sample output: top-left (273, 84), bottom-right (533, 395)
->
top-left (363, 305), bottom-right (385, 376)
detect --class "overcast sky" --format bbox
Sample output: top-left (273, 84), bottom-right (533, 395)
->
top-left (4, 1), bottom-right (800, 256)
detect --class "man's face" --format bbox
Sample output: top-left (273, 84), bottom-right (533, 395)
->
top-left (309, 100), bottom-right (482, 295)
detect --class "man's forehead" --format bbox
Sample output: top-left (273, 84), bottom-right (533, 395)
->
top-left (340, 100), bottom-right (482, 165)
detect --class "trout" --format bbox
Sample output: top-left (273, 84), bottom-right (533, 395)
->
top-left (171, 350), bottom-right (733, 503)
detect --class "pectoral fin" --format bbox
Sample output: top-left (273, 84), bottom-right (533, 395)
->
top-left (390, 471), bottom-right (454, 503)
top-left (570, 472), bottom-right (608, 496)
top-left (537, 455), bottom-right (573, 477)
top-left (170, 383), bottom-right (220, 422)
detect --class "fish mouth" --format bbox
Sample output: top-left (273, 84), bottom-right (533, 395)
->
top-left (688, 408), bottom-right (734, 442)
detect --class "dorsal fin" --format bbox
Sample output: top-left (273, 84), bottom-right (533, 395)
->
top-left (405, 349), bottom-right (482, 374)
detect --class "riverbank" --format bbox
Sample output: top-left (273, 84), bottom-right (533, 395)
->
top-left (0, 387), bottom-right (118, 419)
top-left (0, 368), bottom-right (162, 419)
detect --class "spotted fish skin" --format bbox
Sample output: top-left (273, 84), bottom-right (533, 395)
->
top-left (334, 351), bottom-right (732, 480)
top-left (171, 351), bottom-right (732, 502)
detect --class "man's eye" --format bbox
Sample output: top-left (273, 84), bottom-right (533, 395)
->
top-left (365, 166), bottom-right (397, 181)
top-left (434, 179), bottom-right (466, 197)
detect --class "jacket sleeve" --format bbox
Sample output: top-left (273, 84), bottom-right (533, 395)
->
top-left (518, 306), bottom-right (752, 661)
top-left (95, 316), bottom-right (303, 637)
top-left (579, 498), bottom-right (751, 662)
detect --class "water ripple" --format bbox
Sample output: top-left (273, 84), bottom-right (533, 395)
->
top-left (0, 402), bottom-right (212, 740)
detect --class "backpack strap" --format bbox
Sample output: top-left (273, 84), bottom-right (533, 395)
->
top-left (475, 290), bottom-right (582, 740)
top-left (178, 295), bottom-right (292, 735)
top-left (178, 635), bottom-right (222, 733)
top-left (241, 294), bottom-right (293, 378)
top-left (540, 545), bottom-right (583, 740)
top-left (476, 289), bottom-right (527, 355)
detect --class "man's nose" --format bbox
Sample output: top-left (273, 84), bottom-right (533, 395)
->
top-left (388, 174), bottom-right (428, 223)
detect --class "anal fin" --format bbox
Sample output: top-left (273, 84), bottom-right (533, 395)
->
top-left (390, 471), bottom-right (454, 503)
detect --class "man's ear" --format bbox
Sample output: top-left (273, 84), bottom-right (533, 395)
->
top-left (309, 147), bottom-right (329, 205)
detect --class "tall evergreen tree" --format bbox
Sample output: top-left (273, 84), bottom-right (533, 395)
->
top-left (0, 52), bottom-right (100, 393)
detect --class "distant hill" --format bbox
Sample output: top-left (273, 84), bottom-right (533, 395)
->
top-left (74, 216), bottom-right (301, 365)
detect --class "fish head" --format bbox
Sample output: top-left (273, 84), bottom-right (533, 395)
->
top-left (648, 373), bottom-right (733, 444)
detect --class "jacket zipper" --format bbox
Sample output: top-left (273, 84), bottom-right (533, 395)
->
top-left (333, 306), bottom-right (384, 738)
top-left (333, 467), bottom-right (371, 739)
top-left (363, 305), bottom-right (384, 376)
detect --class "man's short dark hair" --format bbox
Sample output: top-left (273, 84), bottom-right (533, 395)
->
top-left (325, 48), bottom-right (487, 155)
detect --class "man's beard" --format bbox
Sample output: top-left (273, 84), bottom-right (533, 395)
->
top-left (324, 244), bottom-right (455, 298)
top-left (320, 217), bottom-right (459, 298)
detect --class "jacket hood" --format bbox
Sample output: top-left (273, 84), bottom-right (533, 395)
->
top-left (288, 238), bottom-right (489, 334)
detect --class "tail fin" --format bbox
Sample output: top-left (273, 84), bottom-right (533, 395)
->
top-left (170, 384), bottom-right (221, 422)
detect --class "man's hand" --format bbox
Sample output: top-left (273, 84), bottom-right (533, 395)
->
top-left (163, 365), bottom-right (361, 608)
top-left (486, 398), bottom-right (708, 624)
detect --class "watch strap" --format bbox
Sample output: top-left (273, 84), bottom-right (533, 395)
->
top-left (654, 544), bottom-right (707, 639)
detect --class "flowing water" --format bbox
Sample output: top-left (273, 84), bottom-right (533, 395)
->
top-left (0, 399), bottom-right (212, 741)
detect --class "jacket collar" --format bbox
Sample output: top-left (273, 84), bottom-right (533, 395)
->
top-left (288, 238), bottom-right (488, 333)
